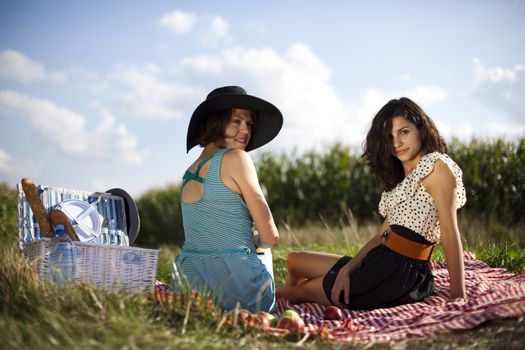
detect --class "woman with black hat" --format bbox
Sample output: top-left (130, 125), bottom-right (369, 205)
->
top-left (172, 86), bottom-right (283, 313)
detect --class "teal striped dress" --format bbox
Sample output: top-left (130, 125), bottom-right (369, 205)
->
top-left (172, 148), bottom-right (275, 313)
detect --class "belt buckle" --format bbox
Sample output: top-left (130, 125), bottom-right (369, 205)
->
top-left (382, 228), bottom-right (391, 243)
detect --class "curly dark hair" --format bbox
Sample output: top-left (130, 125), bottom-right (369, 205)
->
top-left (196, 109), bottom-right (258, 148)
top-left (362, 97), bottom-right (447, 191)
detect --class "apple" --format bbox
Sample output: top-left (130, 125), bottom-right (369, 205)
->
top-left (257, 311), bottom-right (276, 329)
top-left (237, 310), bottom-right (251, 324)
top-left (277, 316), bottom-right (305, 332)
top-left (256, 314), bottom-right (270, 330)
top-left (277, 309), bottom-right (305, 332)
top-left (323, 305), bottom-right (344, 320)
top-left (279, 309), bottom-right (301, 321)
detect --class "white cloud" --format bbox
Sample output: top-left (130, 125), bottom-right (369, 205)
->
top-left (209, 16), bottom-right (229, 38)
top-left (159, 11), bottom-right (231, 47)
top-left (200, 15), bottom-right (232, 47)
top-left (179, 42), bottom-right (351, 151)
top-left (110, 64), bottom-right (203, 120)
top-left (0, 148), bottom-right (39, 178)
top-left (472, 57), bottom-right (525, 122)
top-left (474, 57), bottom-right (524, 83)
top-left (0, 49), bottom-right (69, 84)
top-left (0, 49), bottom-right (47, 83)
top-left (181, 55), bottom-right (223, 74)
top-left (0, 90), bottom-right (149, 164)
top-left (159, 10), bottom-right (196, 35)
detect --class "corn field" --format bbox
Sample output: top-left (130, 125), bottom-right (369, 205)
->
top-left (132, 138), bottom-right (524, 247)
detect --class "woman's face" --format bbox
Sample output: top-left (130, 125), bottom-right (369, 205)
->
top-left (390, 116), bottom-right (423, 164)
top-left (223, 108), bottom-right (253, 150)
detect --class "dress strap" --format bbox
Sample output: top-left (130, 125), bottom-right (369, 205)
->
top-left (182, 153), bottom-right (215, 187)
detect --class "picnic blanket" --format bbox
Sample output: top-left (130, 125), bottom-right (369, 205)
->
top-left (275, 251), bottom-right (525, 342)
top-left (154, 251), bottom-right (525, 342)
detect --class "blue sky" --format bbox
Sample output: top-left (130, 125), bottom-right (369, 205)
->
top-left (1, 0), bottom-right (524, 196)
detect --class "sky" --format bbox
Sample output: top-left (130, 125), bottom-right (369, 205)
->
top-left (1, 0), bottom-right (524, 197)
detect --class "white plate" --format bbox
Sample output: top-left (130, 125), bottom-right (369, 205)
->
top-left (55, 199), bottom-right (102, 242)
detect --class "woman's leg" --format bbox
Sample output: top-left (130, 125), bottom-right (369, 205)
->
top-left (277, 276), bottom-right (331, 305)
top-left (284, 251), bottom-right (343, 286)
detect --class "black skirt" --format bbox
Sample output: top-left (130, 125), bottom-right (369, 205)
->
top-left (322, 227), bottom-right (434, 310)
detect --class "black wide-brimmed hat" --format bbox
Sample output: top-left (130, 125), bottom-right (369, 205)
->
top-left (186, 86), bottom-right (283, 152)
top-left (106, 188), bottom-right (140, 245)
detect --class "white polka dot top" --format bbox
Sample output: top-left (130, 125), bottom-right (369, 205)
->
top-left (378, 152), bottom-right (467, 244)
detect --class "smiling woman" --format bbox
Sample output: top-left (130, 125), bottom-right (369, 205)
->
top-left (277, 97), bottom-right (467, 310)
top-left (172, 85), bottom-right (283, 313)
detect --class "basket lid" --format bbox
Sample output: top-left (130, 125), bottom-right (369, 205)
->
top-left (106, 188), bottom-right (140, 245)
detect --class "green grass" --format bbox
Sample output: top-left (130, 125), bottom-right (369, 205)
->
top-left (1, 222), bottom-right (524, 350)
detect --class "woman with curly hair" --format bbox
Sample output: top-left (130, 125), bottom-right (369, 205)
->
top-left (277, 97), bottom-right (467, 309)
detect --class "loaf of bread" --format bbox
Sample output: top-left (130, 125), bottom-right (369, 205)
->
top-left (21, 178), bottom-right (54, 238)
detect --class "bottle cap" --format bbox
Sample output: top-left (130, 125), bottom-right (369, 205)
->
top-left (55, 224), bottom-right (65, 233)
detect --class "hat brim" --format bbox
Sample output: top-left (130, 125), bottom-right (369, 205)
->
top-left (106, 188), bottom-right (140, 245)
top-left (186, 93), bottom-right (283, 152)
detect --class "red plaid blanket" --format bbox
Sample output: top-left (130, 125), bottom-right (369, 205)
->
top-left (155, 251), bottom-right (525, 342)
top-left (275, 251), bottom-right (525, 342)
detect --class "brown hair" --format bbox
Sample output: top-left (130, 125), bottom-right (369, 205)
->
top-left (362, 97), bottom-right (447, 191)
top-left (196, 109), bottom-right (258, 148)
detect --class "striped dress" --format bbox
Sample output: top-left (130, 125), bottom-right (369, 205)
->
top-left (172, 148), bottom-right (275, 313)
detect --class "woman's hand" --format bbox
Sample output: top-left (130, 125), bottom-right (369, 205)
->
top-left (331, 266), bottom-right (351, 307)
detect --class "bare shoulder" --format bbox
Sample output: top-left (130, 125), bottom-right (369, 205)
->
top-left (222, 149), bottom-right (255, 173)
top-left (223, 148), bottom-right (252, 164)
top-left (424, 159), bottom-right (456, 191)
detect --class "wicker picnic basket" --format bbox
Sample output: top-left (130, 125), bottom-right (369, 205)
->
top-left (22, 238), bottom-right (159, 292)
top-left (18, 181), bottom-right (159, 293)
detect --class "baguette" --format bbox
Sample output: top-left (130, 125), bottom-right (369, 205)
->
top-left (21, 178), bottom-right (54, 238)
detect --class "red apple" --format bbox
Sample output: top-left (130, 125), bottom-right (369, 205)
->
top-left (277, 316), bottom-right (305, 332)
top-left (323, 305), bottom-right (343, 320)
top-left (257, 311), bottom-right (275, 329)
top-left (277, 309), bottom-right (305, 332)
top-left (279, 309), bottom-right (301, 321)
top-left (237, 310), bottom-right (250, 323)
top-left (256, 314), bottom-right (270, 330)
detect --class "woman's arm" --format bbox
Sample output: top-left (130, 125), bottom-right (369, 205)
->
top-left (331, 218), bottom-right (389, 306)
top-left (423, 160), bottom-right (466, 299)
top-left (224, 149), bottom-right (279, 247)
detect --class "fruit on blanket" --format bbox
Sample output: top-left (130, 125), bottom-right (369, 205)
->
top-left (242, 313), bottom-right (259, 329)
top-left (257, 311), bottom-right (275, 329)
top-left (279, 309), bottom-right (301, 321)
top-left (277, 309), bottom-right (305, 332)
top-left (237, 310), bottom-right (250, 323)
top-left (323, 305), bottom-right (343, 320)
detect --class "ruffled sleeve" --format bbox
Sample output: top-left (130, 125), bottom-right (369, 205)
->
top-left (377, 152), bottom-right (467, 214)
top-left (426, 153), bottom-right (467, 209)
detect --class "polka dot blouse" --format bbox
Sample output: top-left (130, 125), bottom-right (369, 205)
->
top-left (378, 152), bottom-right (467, 244)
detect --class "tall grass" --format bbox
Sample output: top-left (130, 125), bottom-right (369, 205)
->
top-left (1, 217), bottom-right (524, 349)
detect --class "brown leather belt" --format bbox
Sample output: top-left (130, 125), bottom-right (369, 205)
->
top-left (383, 228), bottom-right (434, 261)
